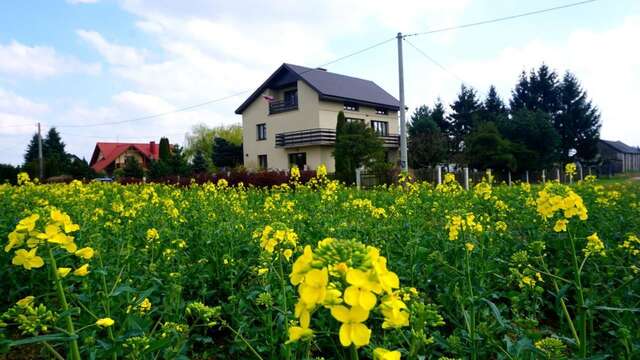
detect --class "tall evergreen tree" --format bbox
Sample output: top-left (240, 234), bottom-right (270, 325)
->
top-left (191, 150), bottom-right (208, 174)
top-left (510, 71), bottom-right (532, 111)
top-left (501, 110), bottom-right (560, 170)
top-left (431, 99), bottom-right (448, 133)
top-left (159, 137), bottom-right (171, 161)
top-left (448, 84), bottom-right (482, 153)
top-left (122, 156), bottom-right (144, 178)
top-left (529, 64), bottom-right (561, 114)
top-left (43, 128), bottom-right (67, 158)
top-left (168, 145), bottom-right (190, 176)
top-left (482, 85), bottom-right (508, 125)
top-left (556, 71), bottom-right (601, 161)
top-left (464, 122), bottom-right (516, 171)
top-left (407, 106), bottom-right (447, 168)
top-left (212, 138), bottom-right (243, 168)
top-left (23, 133), bottom-right (40, 165)
top-left (333, 121), bottom-right (384, 184)
top-left (334, 111), bottom-right (348, 177)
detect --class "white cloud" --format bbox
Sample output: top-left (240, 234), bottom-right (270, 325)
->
top-left (0, 88), bottom-right (48, 134)
top-left (77, 30), bottom-right (146, 66)
top-left (0, 41), bottom-right (100, 79)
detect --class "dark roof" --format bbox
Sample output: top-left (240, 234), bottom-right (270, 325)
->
top-left (235, 63), bottom-right (399, 114)
top-left (600, 139), bottom-right (640, 154)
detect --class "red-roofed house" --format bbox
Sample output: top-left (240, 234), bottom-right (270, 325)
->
top-left (89, 141), bottom-right (163, 174)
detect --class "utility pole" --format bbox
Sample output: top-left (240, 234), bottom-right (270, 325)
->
top-left (397, 32), bottom-right (408, 172)
top-left (37, 122), bottom-right (44, 179)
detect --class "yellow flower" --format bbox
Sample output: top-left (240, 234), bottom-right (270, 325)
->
top-left (299, 268), bottom-right (328, 306)
top-left (139, 298), bottom-right (152, 312)
top-left (290, 166), bottom-right (301, 179)
top-left (283, 249), bottom-right (293, 261)
top-left (75, 247), bottom-right (95, 260)
top-left (257, 267), bottom-right (269, 276)
top-left (96, 318), bottom-right (115, 328)
top-left (344, 269), bottom-right (379, 310)
top-left (553, 219), bottom-right (568, 232)
top-left (465, 243), bottom-right (475, 252)
top-left (5, 231), bottom-right (25, 252)
top-left (585, 232), bottom-right (606, 257)
top-left (12, 248), bottom-right (44, 270)
top-left (74, 264), bottom-right (90, 277)
top-left (57, 267), bottom-right (71, 278)
top-left (373, 348), bottom-right (402, 360)
top-left (15, 214), bottom-right (39, 233)
top-left (290, 245), bottom-right (313, 285)
top-left (330, 305), bottom-right (371, 348)
top-left (380, 296), bottom-right (409, 329)
top-left (286, 326), bottom-right (313, 344)
top-left (146, 228), bottom-right (159, 241)
top-left (316, 164), bottom-right (327, 178)
top-left (16, 296), bottom-right (35, 307)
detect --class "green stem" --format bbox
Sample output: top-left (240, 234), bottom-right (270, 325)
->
top-left (224, 323), bottom-right (264, 360)
top-left (98, 254), bottom-right (118, 360)
top-left (47, 246), bottom-right (81, 360)
top-left (43, 341), bottom-right (66, 360)
top-left (569, 234), bottom-right (587, 357)
top-left (277, 256), bottom-right (291, 360)
top-left (350, 344), bottom-right (359, 360)
top-left (466, 251), bottom-right (477, 360)
top-left (540, 259), bottom-right (580, 347)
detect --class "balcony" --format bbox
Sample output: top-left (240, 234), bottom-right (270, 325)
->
top-left (269, 97), bottom-right (298, 115)
top-left (275, 128), bottom-right (400, 148)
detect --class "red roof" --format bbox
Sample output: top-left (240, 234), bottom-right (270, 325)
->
top-left (90, 142), bottom-right (162, 172)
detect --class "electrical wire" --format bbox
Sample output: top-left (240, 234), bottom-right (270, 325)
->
top-left (405, 0), bottom-right (600, 37)
top-left (50, 37), bottom-right (396, 129)
top-left (404, 38), bottom-right (466, 83)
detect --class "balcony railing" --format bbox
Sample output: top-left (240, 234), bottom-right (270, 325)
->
top-left (269, 97), bottom-right (298, 115)
top-left (275, 128), bottom-right (400, 148)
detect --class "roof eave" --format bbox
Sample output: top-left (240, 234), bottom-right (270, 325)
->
top-left (318, 94), bottom-right (400, 111)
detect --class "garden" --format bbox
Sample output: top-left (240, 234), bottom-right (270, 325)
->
top-left (1, 169), bottom-right (638, 359)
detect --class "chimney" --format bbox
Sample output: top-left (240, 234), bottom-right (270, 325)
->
top-left (150, 141), bottom-right (156, 160)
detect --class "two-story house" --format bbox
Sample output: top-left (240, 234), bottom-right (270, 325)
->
top-left (235, 63), bottom-right (400, 172)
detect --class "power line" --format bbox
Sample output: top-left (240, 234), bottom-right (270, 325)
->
top-left (404, 38), bottom-right (466, 83)
top-left (51, 37), bottom-right (396, 130)
top-left (405, 0), bottom-right (600, 37)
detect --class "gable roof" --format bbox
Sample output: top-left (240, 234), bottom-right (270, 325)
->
top-left (235, 63), bottom-right (400, 114)
top-left (89, 142), bottom-right (161, 172)
top-left (600, 139), bottom-right (640, 154)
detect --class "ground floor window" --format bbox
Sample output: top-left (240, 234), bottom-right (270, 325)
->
top-left (258, 154), bottom-right (268, 169)
top-left (288, 152), bottom-right (307, 169)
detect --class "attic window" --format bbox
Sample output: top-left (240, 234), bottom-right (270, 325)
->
top-left (375, 108), bottom-right (388, 115)
top-left (344, 102), bottom-right (359, 111)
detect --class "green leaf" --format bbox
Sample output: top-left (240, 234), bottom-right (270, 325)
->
top-left (8, 333), bottom-right (78, 347)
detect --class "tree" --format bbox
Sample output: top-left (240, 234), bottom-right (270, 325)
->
top-left (510, 65), bottom-right (560, 114)
top-left (463, 122), bottom-right (516, 171)
top-left (407, 105), bottom-right (447, 168)
top-left (122, 156), bottom-right (144, 178)
top-left (168, 145), bottom-right (190, 176)
top-left (24, 134), bottom-right (40, 165)
top-left (184, 123), bottom-right (243, 159)
top-left (191, 150), bottom-right (208, 174)
top-left (556, 71), bottom-right (601, 161)
top-left (500, 110), bottom-right (560, 170)
top-left (334, 111), bottom-right (348, 177)
top-left (159, 137), bottom-right (171, 162)
top-left (510, 71), bottom-right (532, 112)
top-left (147, 160), bottom-right (171, 180)
top-left (448, 84), bottom-right (482, 154)
top-left (431, 99), bottom-right (449, 134)
top-left (212, 138), bottom-right (243, 168)
top-left (67, 157), bottom-right (94, 179)
top-left (333, 121), bottom-right (385, 184)
top-left (0, 164), bottom-right (19, 184)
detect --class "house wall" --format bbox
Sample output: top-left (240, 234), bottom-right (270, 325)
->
top-left (114, 150), bottom-right (145, 169)
top-left (241, 80), bottom-right (400, 172)
top-left (242, 80), bottom-right (320, 170)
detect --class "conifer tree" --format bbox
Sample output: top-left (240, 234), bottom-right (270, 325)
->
top-left (448, 84), bottom-right (481, 153)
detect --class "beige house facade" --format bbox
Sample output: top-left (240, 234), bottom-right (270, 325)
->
top-left (235, 63), bottom-right (400, 172)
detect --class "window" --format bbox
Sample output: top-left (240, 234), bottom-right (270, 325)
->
top-left (256, 123), bottom-right (267, 140)
top-left (371, 120), bottom-right (389, 136)
top-left (258, 154), bottom-right (268, 169)
top-left (284, 89), bottom-right (298, 105)
top-left (375, 108), bottom-right (388, 115)
top-left (346, 117), bottom-right (364, 124)
top-left (344, 102), bottom-right (359, 111)
top-left (288, 152), bottom-right (307, 169)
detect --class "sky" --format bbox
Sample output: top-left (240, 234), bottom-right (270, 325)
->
top-left (0, 0), bottom-right (639, 165)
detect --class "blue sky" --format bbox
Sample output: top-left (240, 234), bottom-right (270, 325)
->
top-left (1, 0), bottom-right (639, 165)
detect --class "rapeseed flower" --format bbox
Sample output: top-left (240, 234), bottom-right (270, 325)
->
top-left (75, 247), bottom-right (94, 260)
top-left (373, 348), bottom-right (402, 360)
top-left (74, 264), bottom-right (90, 276)
top-left (330, 305), bottom-right (371, 347)
top-left (12, 248), bottom-right (44, 270)
top-left (96, 318), bottom-right (115, 328)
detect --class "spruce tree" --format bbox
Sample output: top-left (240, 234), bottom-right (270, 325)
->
top-left (334, 111), bottom-right (348, 178)
top-left (191, 150), bottom-right (208, 174)
top-left (463, 122), bottom-right (516, 171)
top-left (431, 99), bottom-right (448, 133)
top-left (43, 128), bottom-right (67, 158)
top-left (448, 84), bottom-right (481, 153)
top-left (122, 156), bottom-right (144, 178)
top-left (556, 71), bottom-right (601, 161)
top-left (168, 145), bottom-right (191, 176)
top-left (529, 64), bottom-right (561, 114)
top-left (333, 120), bottom-right (384, 184)
top-left (212, 138), bottom-right (242, 168)
top-left (501, 110), bottom-right (560, 170)
top-left (482, 85), bottom-right (508, 126)
top-left (23, 133), bottom-right (40, 165)
top-left (510, 71), bottom-right (532, 112)
top-left (159, 137), bottom-right (171, 162)
top-left (408, 106), bottom-right (447, 168)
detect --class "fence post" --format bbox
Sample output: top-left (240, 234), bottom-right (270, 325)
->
top-left (542, 169), bottom-right (546, 184)
top-left (556, 168), bottom-right (560, 182)
top-left (355, 167), bottom-right (362, 190)
top-left (508, 171), bottom-right (512, 186)
top-left (464, 167), bottom-right (469, 190)
top-left (436, 165), bottom-right (442, 185)
top-left (525, 170), bottom-right (529, 183)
